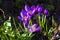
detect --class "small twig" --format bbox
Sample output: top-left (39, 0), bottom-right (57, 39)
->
top-left (0, 8), bottom-right (5, 19)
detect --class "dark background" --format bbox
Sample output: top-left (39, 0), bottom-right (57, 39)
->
top-left (0, 0), bottom-right (60, 25)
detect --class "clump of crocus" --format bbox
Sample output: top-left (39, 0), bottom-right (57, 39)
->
top-left (28, 23), bottom-right (40, 32)
top-left (18, 4), bottom-right (49, 32)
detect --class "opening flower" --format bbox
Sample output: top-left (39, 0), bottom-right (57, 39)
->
top-left (36, 4), bottom-right (43, 13)
top-left (28, 24), bottom-right (40, 32)
top-left (18, 9), bottom-right (31, 22)
top-left (25, 4), bottom-right (36, 16)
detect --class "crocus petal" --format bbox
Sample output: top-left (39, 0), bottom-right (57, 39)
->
top-left (34, 26), bottom-right (40, 32)
top-left (25, 4), bottom-right (30, 12)
top-left (27, 16), bottom-right (31, 21)
top-left (28, 26), bottom-right (34, 32)
top-left (17, 16), bottom-right (23, 21)
top-left (23, 21), bottom-right (28, 28)
top-left (31, 5), bottom-right (36, 13)
top-left (31, 24), bottom-right (37, 28)
top-left (21, 9), bottom-right (27, 17)
top-left (28, 28), bottom-right (33, 32)
top-left (28, 5), bottom-right (36, 16)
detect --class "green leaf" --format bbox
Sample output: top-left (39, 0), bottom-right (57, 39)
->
top-left (46, 24), bottom-right (48, 32)
top-left (48, 27), bottom-right (54, 34)
top-left (29, 19), bottom-right (32, 26)
top-left (22, 33), bottom-right (27, 37)
top-left (12, 17), bottom-right (16, 28)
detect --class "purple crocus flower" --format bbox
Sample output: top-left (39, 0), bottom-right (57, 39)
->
top-left (44, 9), bottom-right (49, 15)
top-left (18, 9), bottom-right (31, 28)
top-left (28, 24), bottom-right (40, 32)
top-left (36, 4), bottom-right (43, 13)
top-left (25, 4), bottom-right (36, 16)
top-left (52, 30), bottom-right (58, 35)
top-left (18, 9), bottom-right (30, 22)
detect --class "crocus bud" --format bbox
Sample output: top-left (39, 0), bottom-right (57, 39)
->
top-left (44, 9), bottom-right (49, 15)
